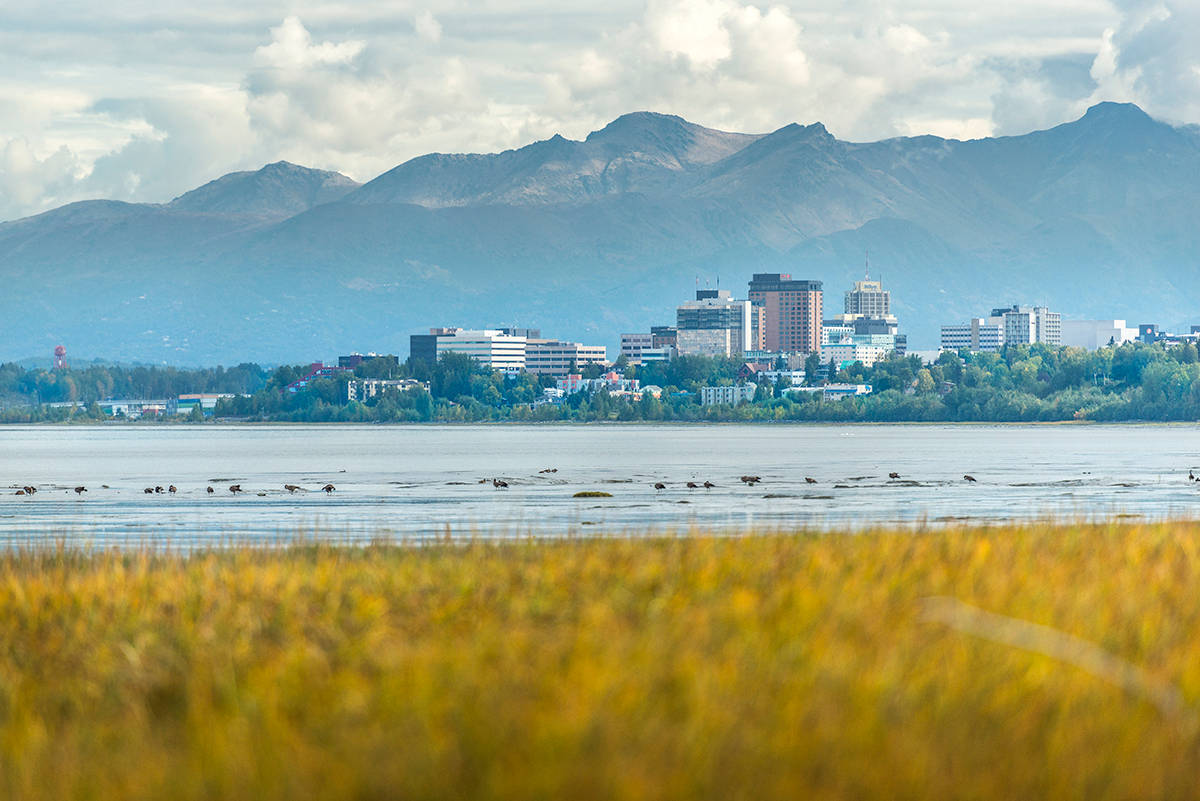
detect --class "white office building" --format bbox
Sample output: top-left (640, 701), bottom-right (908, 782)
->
top-left (822, 336), bottom-right (897, 368)
top-left (1060, 320), bottom-right (1139, 350)
top-left (436, 329), bottom-right (527, 371)
top-left (941, 318), bottom-right (1005, 352)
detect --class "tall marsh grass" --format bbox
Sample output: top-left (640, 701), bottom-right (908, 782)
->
top-left (3, 521), bottom-right (1200, 799)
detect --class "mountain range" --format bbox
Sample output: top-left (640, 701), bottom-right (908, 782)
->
top-left (2, 102), bottom-right (1199, 365)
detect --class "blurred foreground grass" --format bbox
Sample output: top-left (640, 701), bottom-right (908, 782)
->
top-left (3, 522), bottom-right (1200, 800)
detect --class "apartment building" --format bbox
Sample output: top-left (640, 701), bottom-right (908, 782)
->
top-left (699, 384), bottom-right (757, 406)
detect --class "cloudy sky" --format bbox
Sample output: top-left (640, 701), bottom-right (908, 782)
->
top-left (1, 0), bottom-right (1197, 221)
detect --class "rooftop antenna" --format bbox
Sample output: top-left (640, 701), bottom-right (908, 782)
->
top-left (864, 250), bottom-right (871, 281)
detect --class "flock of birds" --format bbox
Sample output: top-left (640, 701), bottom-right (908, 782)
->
top-left (12, 483), bottom-right (338, 497)
top-left (477, 470), bottom-right (983, 491)
top-left (18, 469), bottom-right (1200, 499)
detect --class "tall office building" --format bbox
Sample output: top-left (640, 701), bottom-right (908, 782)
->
top-left (747, 274), bottom-right (823, 354)
top-left (675, 289), bottom-right (752, 357)
top-left (844, 278), bottom-right (891, 320)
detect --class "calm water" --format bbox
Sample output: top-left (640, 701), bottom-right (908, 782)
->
top-left (0, 423), bottom-right (1198, 545)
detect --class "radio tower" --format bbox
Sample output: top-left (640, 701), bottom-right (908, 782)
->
top-left (53, 345), bottom-right (67, 370)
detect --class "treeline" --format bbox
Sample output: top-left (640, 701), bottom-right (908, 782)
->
top-left (5, 341), bottom-right (1200, 423)
top-left (215, 342), bottom-right (1200, 423)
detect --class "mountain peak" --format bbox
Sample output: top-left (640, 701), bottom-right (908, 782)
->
top-left (1080, 101), bottom-right (1152, 124)
top-left (168, 162), bottom-right (360, 217)
top-left (585, 111), bottom-right (693, 143)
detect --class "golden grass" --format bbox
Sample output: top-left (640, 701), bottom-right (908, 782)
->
top-left (3, 521), bottom-right (1200, 800)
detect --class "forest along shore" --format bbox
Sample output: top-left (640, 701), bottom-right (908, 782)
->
top-left (3, 341), bottom-right (1200, 423)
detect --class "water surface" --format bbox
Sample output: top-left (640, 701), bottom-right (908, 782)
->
top-left (0, 423), bottom-right (1197, 545)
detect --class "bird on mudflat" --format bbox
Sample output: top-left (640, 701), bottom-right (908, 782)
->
top-left (492, 479), bottom-right (508, 489)
top-left (15, 489), bottom-right (25, 496)
top-left (229, 484), bottom-right (242, 494)
top-left (144, 488), bottom-right (154, 494)
top-left (284, 484), bottom-right (301, 493)
top-left (740, 475), bottom-right (761, 485)
top-left (888, 472), bottom-right (901, 480)
top-left (653, 482), bottom-right (666, 490)
top-left (322, 483), bottom-right (336, 493)
top-left (703, 481), bottom-right (715, 489)
top-left (206, 486), bottom-right (215, 494)
top-left (74, 486), bottom-right (87, 495)
top-left (963, 475), bottom-right (977, 483)
top-left (168, 485), bottom-right (177, 494)
top-left (805, 477), bottom-right (817, 484)
top-left (154, 486), bottom-right (164, 494)
top-left (687, 482), bottom-right (700, 489)
top-left (1190, 471), bottom-right (1195, 481)
top-left (23, 486), bottom-right (36, 495)
top-left (538, 468), bottom-right (558, 474)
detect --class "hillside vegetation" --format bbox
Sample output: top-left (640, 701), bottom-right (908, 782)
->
top-left (2, 522), bottom-right (1200, 799)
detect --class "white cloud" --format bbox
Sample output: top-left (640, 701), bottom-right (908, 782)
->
top-left (254, 16), bottom-right (365, 70)
top-left (414, 10), bottom-right (443, 43)
top-left (2, 0), bottom-right (1199, 221)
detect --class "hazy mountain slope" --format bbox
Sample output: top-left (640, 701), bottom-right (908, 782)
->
top-left (347, 112), bottom-right (761, 207)
top-left (168, 161), bottom-right (360, 217)
top-left (1, 104), bottom-right (1199, 365)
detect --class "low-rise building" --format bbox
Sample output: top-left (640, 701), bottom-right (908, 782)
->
top-left (286, 363), bottom-right (354, 393)
top-left (821, 335), bottom-right (896, 368)
top-left (525, 339), bottom-right (607, 376)
top-left (784, 383), bottom-right (873, 401)
top-left (557, 371), bottom-right (641, 396)
top-left (1060, 320), bottom-right (1138, 350)
top-left (941, 318), bottom-right (1005, 352)
top-left (700, 384), bottom-right (757, 406)
top-left (436, 329), bottom-right (527, 371)
top-left (176, 393), bottom-right (237, 415)
top-left (345, 379), bottom-right (429, 402)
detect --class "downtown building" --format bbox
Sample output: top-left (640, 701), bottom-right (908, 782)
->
top-left (675, 290), bottom-right (753, 358)
top-left (747, 273), bottom-right (823, 355)
top-left (820, 275), bottom-right (905, 367)
top-left (410, 327), bottom-right (606, 375)
top-left (619, 325), bottom-right (677, 365)
top-left (940, 305), bottom-right (1061, 352)
top-left (524, 339), bottom-right (607, 376)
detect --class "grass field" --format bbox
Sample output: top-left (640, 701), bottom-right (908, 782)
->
top-left (3, 522), bottom-right (1200, 800)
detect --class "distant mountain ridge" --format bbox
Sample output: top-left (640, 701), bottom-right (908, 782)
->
top-left (168, 161), bottom-right (360, 217)
top-left (2, 102), bottom-right (1199, 365)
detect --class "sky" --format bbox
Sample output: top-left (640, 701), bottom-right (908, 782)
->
top-left (1, 0), bottom-right (1198, 221)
